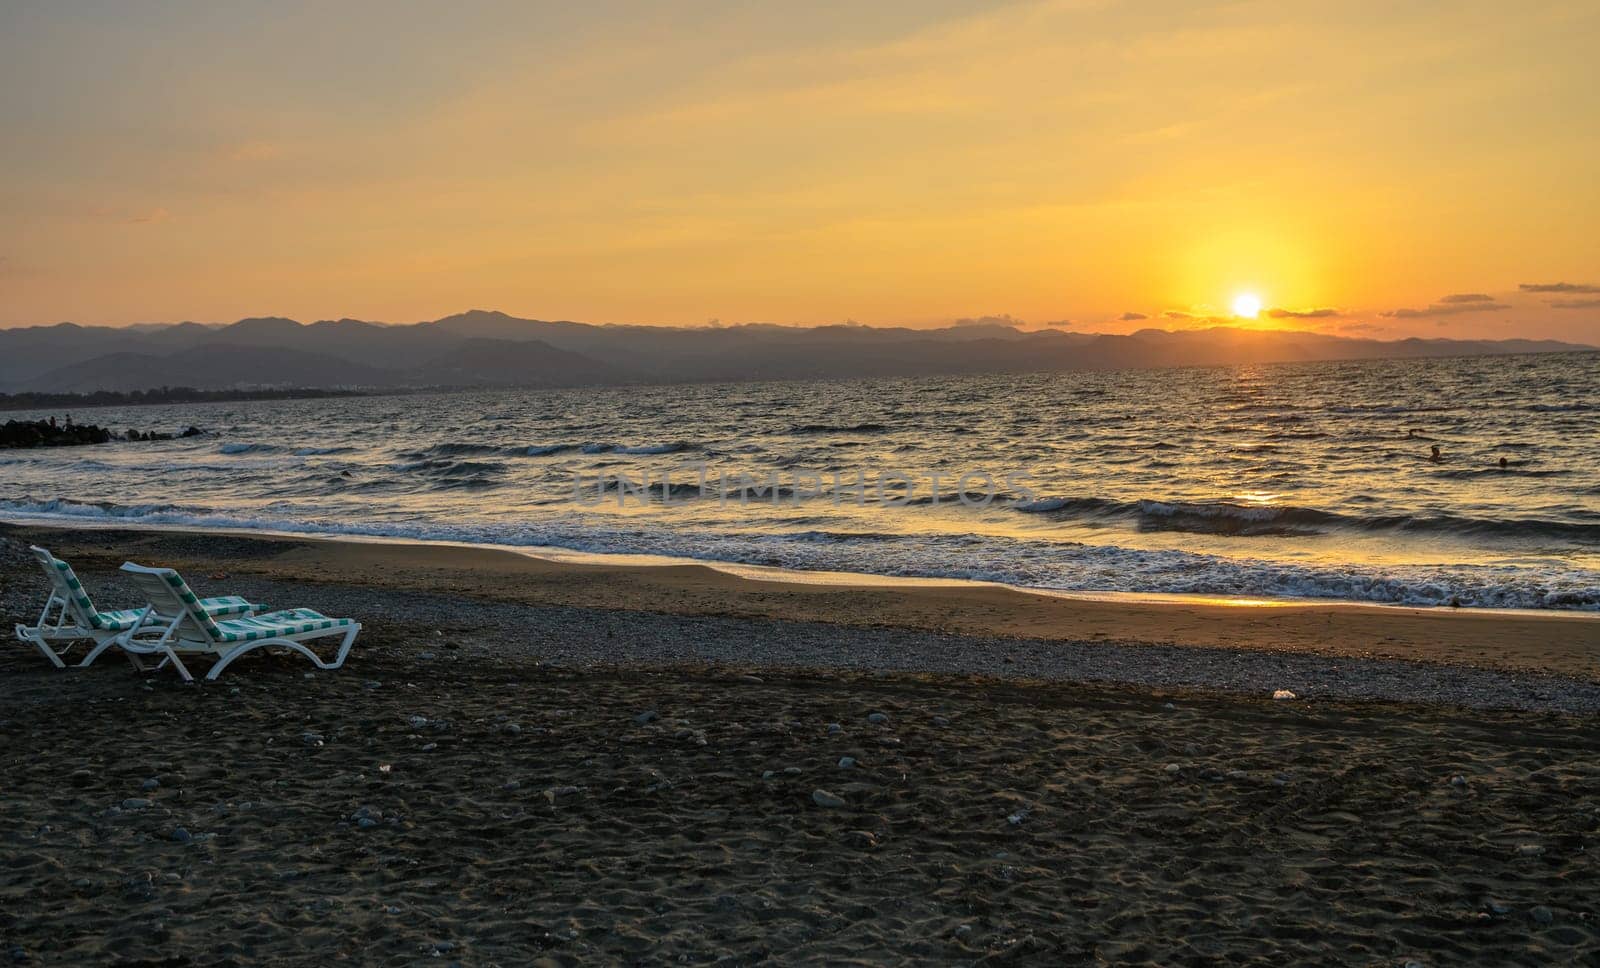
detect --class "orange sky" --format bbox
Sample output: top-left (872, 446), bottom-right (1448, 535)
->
top-left (1, 1), bottom-right (1596, 341)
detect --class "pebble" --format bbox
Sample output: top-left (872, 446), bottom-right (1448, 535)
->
top-left (761, 770), bottom-right (776, 780)
top-left (141, 778), bottom-right (160, 792)
top-left (1485, 899), bottom-right (1512, 915)
top-left (930, 716), bottom-right (950, 726)
top-left (837, 757), bottom-right (856, 769)
top-left (1163, 702), bottom-right (1177, 711)
top-left (1516, 844), bottom-right (1545, 857)
top-left (1449, 775), bottom-right (1468, 788)
top-left (844, 830), bottom-right (877, 848)
top-left (811, 789), bottom-right (846, 808)
top-left (544, 785), bottom-right (581, 802)
top-left (1163, 764), bottom-right (1181, 774)
top-left (350, 806), bottom-right (382, 825)
top-left (417, 651), bottom-right (437, 661)
top-left (866, 712), bottom-right (889, 724)
top-left (121, 798), bottom-right (152, 810)
top-left (826, 723), bottom-right (843, 735)
top-left (503, 781), bottom-right (521, 792)
top-left (362, 680), bottom-right (382, 690)
top-left (421, 743), bottom-right (437, 752)
top-left (739, 674), bottom-right (763, 684)
top-left (8, 945), bottom-right (26, 963)
top-left (635, 710), bottom-right (659, 725)
top-left (407, 715), bottom-right (429, 729)
top-left (301, 732), bottom-right (325, 747)
top-left (501, 723), bottom-right (522, 736)
top-left (1531, 906), bottom-right (1554, 925)
top-left (782, 766), bottom-right (802, 776)
top-left (1272, 689), bottom-right (1296, 700)
top-left (171, 827), bottom-right (192, 844)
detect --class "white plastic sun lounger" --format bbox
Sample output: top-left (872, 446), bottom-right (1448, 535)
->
top-left (13, 546), bottom-right (263, 669)
top-left (102, 562), bottom-right (361, 682)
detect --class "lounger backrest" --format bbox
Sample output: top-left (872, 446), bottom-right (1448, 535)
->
top-left (118, 562), bottom-right (226, 642)
top-left (31, 546), bottom-right (111, 629)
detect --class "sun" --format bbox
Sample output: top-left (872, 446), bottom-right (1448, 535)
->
top-left (1231, 292), bottom-right (1262, 319)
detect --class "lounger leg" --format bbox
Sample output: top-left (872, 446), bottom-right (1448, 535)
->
top-left (79, 636), bottom-right (122, 669)
top-left (14, 626), bottom-right (69, 669)
top-left (204, 640), bottom-right (275, 680)
top-left (163, 648), bottom-right (195, 683)
top-left (325, 625), bottom-right (362, 671)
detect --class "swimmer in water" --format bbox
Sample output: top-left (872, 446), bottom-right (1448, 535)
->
top-left (1429, 445), bottom-right (1443, 463)
top-left (1499, 456), bottom-right (1509, 469)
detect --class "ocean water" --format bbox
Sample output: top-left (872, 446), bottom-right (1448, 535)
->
top-left (3, 352), bottom-right (1598, 610)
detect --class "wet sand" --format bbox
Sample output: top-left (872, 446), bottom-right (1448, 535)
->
top-left (7, 523), bottom-right (1599, 680)
top-left (2, 524), bottom-right (1599, 964)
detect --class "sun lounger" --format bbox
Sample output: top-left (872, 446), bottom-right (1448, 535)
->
top-left (100, 562), bottom-right (360, 682)
top-left (13, 546), bottom-right (262, 669)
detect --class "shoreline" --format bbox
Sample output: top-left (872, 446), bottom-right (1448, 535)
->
top-left (4, 512), bottom-right (1594, 620)
top-left (13, 509), bottom-right (1570, 611)
top-left (5, 519), bottom-right (1598, 689)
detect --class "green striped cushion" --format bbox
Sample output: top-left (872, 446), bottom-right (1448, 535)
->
top-left (94, 596), bottom-right (264, 632)
top-left (197, 595), bottom-right (262, 619)
top-left (49, 558), bottom-right (110, 628)
top-left (162, 570), bottom-right (225, 638)
top-left (214, 608), bottom-right (353, 643)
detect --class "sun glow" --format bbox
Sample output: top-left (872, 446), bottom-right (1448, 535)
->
top-left (1231, 293), bottom-right (1263, 319)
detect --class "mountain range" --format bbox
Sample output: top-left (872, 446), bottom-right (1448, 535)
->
top-left (0, 310), bottom-right (1590, 393)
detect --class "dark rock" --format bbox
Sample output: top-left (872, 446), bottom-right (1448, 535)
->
top-left (1, 418), bottom-right (113, 449)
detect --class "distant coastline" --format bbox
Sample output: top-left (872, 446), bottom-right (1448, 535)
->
top-left (0, 386), bottom-right (375, 412)
top-left (1, 311), bottom-right (1593, 396)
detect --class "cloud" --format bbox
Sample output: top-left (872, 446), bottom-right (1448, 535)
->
top-left (1040, 319), bottom-right (1074, 328)
top-left (1118, 311), bottom-right (1148, 321)
top-left (1550, 298), bottom-right (1600, 309)
top-left (953, 313), bottom-right (1024, 328)
top-left (124, 207), bottom-right (171, 224)
top-left (1266, 307), bottom-right (1341, 319)
top-left (1160, 310), bottom-right (1232, 326)
top-left (1519, 282), bottom-right (1600, 293)
top-left (1381, 298), bottom-right (1509, 318)
top-left (1337, 321), bottom-right (1384, 333)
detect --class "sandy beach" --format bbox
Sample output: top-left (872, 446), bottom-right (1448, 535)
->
top-left (2, 523), bottom-right (1598, 964)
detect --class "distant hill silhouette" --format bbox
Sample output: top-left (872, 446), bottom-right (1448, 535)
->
top-left (0, 310), bottom-right (1590, 392)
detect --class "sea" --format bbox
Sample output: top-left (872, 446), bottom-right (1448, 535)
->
top-left (3, 352), bottom-right (1598, 610)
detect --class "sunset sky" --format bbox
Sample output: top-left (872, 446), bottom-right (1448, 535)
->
top-left (2, 0), bottom-right (1596, 340)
